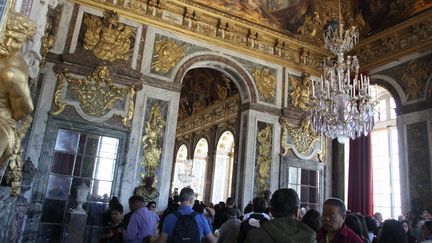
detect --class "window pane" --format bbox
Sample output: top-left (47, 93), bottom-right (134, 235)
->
top-left (46, 175), bottom-right (71, 200)
top-left (41, 199), bottom-right (67, 223)
top-left (85, 137), bottom-right (100, 156)
top-left (51, 152), bottom-right (75, 175)
top-left (55, 129), bottom-right (79, 153)
top-left (371, 87), bottom-right (400, 220)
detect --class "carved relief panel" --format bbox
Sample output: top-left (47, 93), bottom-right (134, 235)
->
top-left (377, 53), bottom-right (432, 103)
top-left (254, 122), bottom-right (273, 196)
top-left (68, 6), bottom-right (143, 70)
top-left (139, 98), bottom-right (169, 183)
top-left (280, 117), bottom-right (324, 161)
top-left (51, 65), bottom-right (136, 127)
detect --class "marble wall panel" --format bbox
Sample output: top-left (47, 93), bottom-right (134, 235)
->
top-left (406, 121), bottom-right (432, 211)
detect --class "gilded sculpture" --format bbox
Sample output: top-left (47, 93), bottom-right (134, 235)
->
top-left (83, 10), bottom-right (135, 62)
top-left (51, 66), bottom-right (136, 127)
top-left (281, 117), bottom-right (319, 158)
top-left (141, 103), bottom-right (166, 179)
top-left (289, 72), bottom-right (312, 111)
top-left (252, 67), bottom-right (276, 103)
top-left (134, 175), bottom-right (160, 203)
top-left (151, 38), bottom-right (186, 74)
top-left (296, 0), bottom-right (368, 45)
top-left (255, 124), bottom-right (272, 196)
top-left (6, 116), bottom-right (33, 195)
top-left (0, 13), bottom-right (36, 176)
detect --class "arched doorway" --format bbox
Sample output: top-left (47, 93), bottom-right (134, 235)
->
top-left (211, 131), bottom-right (235, 203)
top-left (172, 66), bottom-right (242, 203)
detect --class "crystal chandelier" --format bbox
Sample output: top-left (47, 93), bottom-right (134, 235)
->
top-left (309, 3), bottom-right (377, 144)
top-left (178, 158), bottom-right (194, 184)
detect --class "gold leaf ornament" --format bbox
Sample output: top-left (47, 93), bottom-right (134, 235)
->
top-left (83, 11), bottom-right (134, 62)
top-left (151, 38), bottom-right (186, 74)
top-left (255, 124), bottom-right (272, 195)
top-left (252, 67), bottom-right (276, 103)
top-left (51, 66), bottom-right (136, 127)
top-left (141, 104), bottom-right (166, 178)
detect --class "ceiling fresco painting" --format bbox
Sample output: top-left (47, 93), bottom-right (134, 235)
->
top-left (191, 0), bottom-right (432, 36)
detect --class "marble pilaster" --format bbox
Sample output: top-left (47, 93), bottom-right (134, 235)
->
top-left (397, 109), bottom-right (432, 215)
top-left (237, 109), bottom-right (281, 208)
top-left (126, 85), bottom-right (180, 211)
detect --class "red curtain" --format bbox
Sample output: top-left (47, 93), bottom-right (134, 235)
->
top-left (348, 133), bottom-right (374, 215)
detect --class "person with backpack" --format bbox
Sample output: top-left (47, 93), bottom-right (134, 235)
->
top-left (245, 188), bottom-right (316, 243)
top-left (158, 187), bottom-right (218, 243)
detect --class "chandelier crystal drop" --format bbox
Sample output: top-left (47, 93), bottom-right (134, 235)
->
top-left (310, 17), bottom-right (377, 144)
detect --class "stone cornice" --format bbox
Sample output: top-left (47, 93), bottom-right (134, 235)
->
top-left (72, 0), bottom-right (328, 76)
top-left (355, 9), bottom-right (432, 72)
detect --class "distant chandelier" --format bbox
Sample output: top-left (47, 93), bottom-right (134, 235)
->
top-left (309, 4), bottom-right (376, 144)
top-left (178, 158), bottom-right (194, 184)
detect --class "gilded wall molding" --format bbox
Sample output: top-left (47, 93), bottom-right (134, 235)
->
top-left (73, 0), bottom-right (328, 76)
top-left (255, 123), bottom-right (272, 196)
top-left (141, 103), bottom-right (167, 179)
top-left (280, 117), bottom-right (322, 160)
top-left (252, 67), bottom-right (276, 104)
top-left (83, 10), bottom-right (135, 62)
top-left (355, 10), bottom-right (432, 71)
top-left (51, 65), bottom-right (136, 127)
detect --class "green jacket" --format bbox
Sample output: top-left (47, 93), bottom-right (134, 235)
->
top-left (244, 217), bottom-right (317, 243)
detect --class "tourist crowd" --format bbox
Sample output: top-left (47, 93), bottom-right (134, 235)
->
top-left (99, 187), bottom-right (432, 243)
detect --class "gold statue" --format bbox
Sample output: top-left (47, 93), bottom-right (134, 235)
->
top-left (133, 176), bottom-right (159, 203)
top-left (0, 13), bottom-right (36, 168)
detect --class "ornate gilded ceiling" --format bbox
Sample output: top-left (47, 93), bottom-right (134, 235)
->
top-left (187, 0), bottom-right (431, 36)
top-left (73, 0), bottom-right (432, 74)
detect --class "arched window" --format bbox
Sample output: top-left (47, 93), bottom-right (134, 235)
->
top-left (211, 131), bottom-right (235, 203)
top-left (192, 138), bottom-right (208, 200)
top-left (371, 86), bottom-right (400, 219)
top-left (172, 144), bottom-right (189, 192)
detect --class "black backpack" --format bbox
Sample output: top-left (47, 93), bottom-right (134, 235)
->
top-left (171, 211), bottom-right (201, 243)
